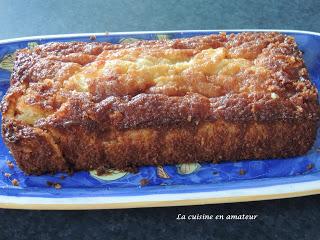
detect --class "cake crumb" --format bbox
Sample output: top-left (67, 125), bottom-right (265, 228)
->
top-left (140, 178), bottom-right (149, 186)
top-left (54, 183), bottom-right (62, 189)
top-left (4, 173), bottom-right (11, 177)
top-left (6, 160), bottom-right (14, 169)
top-left (11, 179), bottom-right (19, 186)
top-left (239, 169), bottom-right (246, 175)
top-left (47, 181), bottom-right (62, 189)
top-left (60, 175), bottom-right (66, 180)
top-left (47, 181), bottom-right (54, 187)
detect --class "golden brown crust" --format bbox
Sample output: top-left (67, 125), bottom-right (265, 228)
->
top-left (2, 118), bottom-right (317, 174)
top-left (1, 32), bottom-right (319, 174)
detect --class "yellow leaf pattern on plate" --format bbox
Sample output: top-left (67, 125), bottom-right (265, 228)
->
top-left (0, 53), bottom-right (15, 72)
top-left (89, 169), bottom-right (128, 181)
top-left (0, 42), bottom-right (38, 73)
top-left (177, 163), bottom-right (201, 175)
top-left (156, 34), bottom-right (170, 40)
top-left (157, 166), bottom-right (170, 179)
top-left (27, 41), bottom-right (39, 50)
top-left (119, 38), bottom-right (141, 44)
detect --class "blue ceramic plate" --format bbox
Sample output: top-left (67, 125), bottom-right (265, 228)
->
top-left (0, 30), bottom-right (320, 209)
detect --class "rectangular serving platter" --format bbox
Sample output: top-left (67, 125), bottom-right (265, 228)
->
top-left (0, 29), bottom-right (320, 210)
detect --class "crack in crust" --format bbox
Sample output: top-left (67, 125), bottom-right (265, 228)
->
top-left (1, 32), bottom-right (319, 174)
